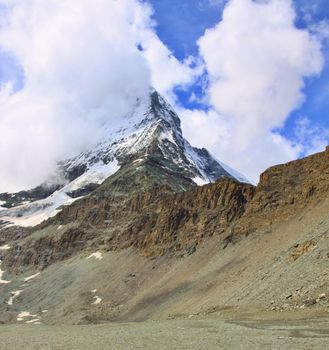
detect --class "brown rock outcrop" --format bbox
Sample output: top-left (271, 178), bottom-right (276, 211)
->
top-left (106, 178), bottom-right (255, 255)
top-left (232, 146), bottom-right (329, 235)
top-left (6, 179), bottom-right (254, 269)
top-left (5, 227), bottom-right (95, 271)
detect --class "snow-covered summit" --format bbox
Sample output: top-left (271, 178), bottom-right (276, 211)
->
top-left (61, 91), bottom-right (249, 186)
top-left (0, 90), bottom-right (251, 227)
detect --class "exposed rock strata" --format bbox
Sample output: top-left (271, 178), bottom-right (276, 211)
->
top-left (2, 147), bottom-right (329, 271)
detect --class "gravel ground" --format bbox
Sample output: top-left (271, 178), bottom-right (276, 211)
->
top-left (0, 315), bottom-right (328, 350)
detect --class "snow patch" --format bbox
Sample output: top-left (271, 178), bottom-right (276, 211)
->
top-left (0, 161), bottom-right (119, 228)
top-left (0, 244), bottom-right (11, 250)
top-left (24, 272), bottom-right (40, 282)
top-left (192, 176), bottom-right (208, 186)
top-left (92, 296), bottom-right (102, 305)
top-left (26, 318), bottom-right (40, 324)
top-left (7, 290), bottom-right (23, 305)
top-left (65, 160), bottom-right (119, 192)
top-left (0, 191), bottom-right (79, 227)
top-left (57, 225), bottom-right (62, 230)
top-left (17, 311), bottom-right (37, 319)
top-left (132, 158), bottom-right (144, 164)
top-left (158, 129), bottom-right (175, 144)
top-left (87, 252), bottom-right (103, 260)
top-left (17, 311), bottom-right (41, 324)
top-left (184, 145), bottom-right (212, 184)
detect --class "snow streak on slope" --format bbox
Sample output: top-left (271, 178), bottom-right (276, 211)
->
top-left (218, 160), bottom-right (254, 185)
top-left (0, 160), bottom-right (119, 227)
top-left (65, 161), bottom-right (120, 192)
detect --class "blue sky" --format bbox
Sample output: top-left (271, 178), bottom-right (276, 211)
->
top-left (150, 0), bottom-right (225, 111)
top-left (150, 0), bottom-right (225, 60)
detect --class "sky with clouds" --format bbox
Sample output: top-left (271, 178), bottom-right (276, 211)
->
top-left (0, 0), bottom-right (328, 191)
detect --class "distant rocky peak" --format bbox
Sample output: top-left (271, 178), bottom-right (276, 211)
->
top-left (0, 89), bottom-right (251, 228)
top-left (149, 91), bottom-right (182, 131)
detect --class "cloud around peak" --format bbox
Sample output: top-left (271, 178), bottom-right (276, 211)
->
top-left (0, 0), bottom-right (199, 192)
top-left (0, 0), bottom-right (327, 190)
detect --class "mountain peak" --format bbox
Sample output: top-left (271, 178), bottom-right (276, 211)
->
top-left (0, 90), bottom-right (251, 228)
top-left (150, 90), bottom-right (181, 130)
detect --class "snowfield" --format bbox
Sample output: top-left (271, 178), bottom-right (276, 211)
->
top-left (0, 160), bottom-right (120, 227)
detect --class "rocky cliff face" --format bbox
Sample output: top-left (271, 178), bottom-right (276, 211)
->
top-left (4, 178), bottom-right (254, 270)
top-left (232, 146), bottom-right (329, 236)
top-left (3, 146), bottom-right (329, 272)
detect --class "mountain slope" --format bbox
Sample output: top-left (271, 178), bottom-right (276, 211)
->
top-left (0, 147), bottom-right (328, 325)
top-left (0, 90), bottom-right (249, 227)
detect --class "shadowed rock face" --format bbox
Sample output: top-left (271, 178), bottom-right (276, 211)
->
top-left (4, 227), bottom-right (96, 270)
top-left (4, 179), bottom-right (255, 270)
top-left (2, 146), bottom-right (329, 272)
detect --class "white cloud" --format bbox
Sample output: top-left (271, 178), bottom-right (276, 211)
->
top-left (179, 108), bottom-right (230, 150)
top-left (181, 0), bottom-right (325, 181)
top-left (311, 20), bottom-right (329, 41)
top-left (180, 107), bottom-right (301, 181)
top-left (140, 27), bottom-right (203, 102)
top-left (0, 0), bottom-right (200, 192)
top-left (0, 0), bottom-right (155, 192)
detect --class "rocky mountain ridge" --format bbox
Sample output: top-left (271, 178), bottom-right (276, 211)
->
top-left (232, 145), bottom-right (329, 236)
top-left (0, 90), bottom-right (249, 228)
top-left (1, 146), bottom-right (328, 271)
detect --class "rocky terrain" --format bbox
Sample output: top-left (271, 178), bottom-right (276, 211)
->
top-left (0, 146), bottom-right (328, 328)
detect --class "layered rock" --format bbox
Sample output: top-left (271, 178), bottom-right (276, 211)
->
top-left (5, 178), bottom-right (254, 270)
top-left (232, 146), bottom-right (329, 235)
